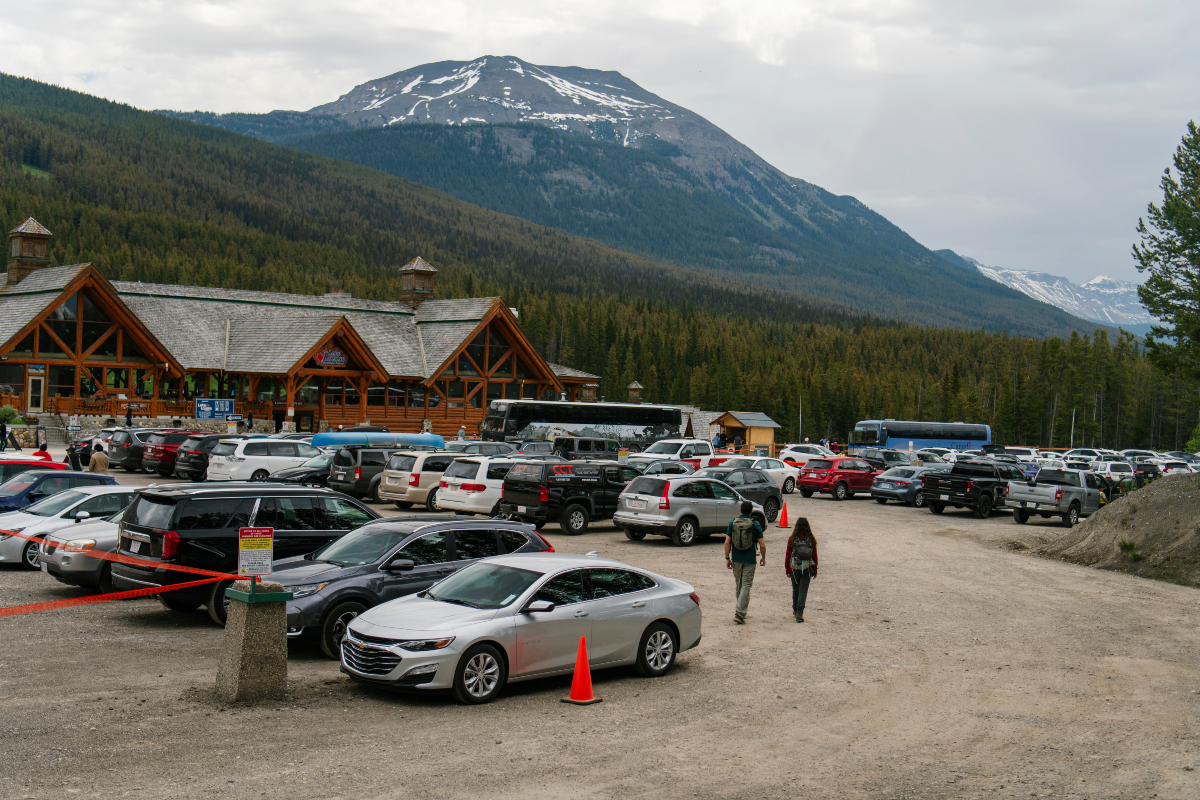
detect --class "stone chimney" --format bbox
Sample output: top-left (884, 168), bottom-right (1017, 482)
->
top-left (7, 218), bottom-right (52, 285)
top-left (399, 256), bottom-right (437, 308)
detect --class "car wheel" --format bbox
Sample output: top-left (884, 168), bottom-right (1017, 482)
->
top-left (320, 601), bottom-right (367, 659)
top-left (561, 503), bottom-right (590, 535)
top-left (426, 488), bottom-right (441, 512)
top-left (554, 449), bottom-right (570, 460)
top-left (635, 622), bottom-right (678, 677)
top-left (157, 469), bottom-right (172, 478)
top-left (623, 528), bottom-right (646, 541)
top-left (973, 494), bottom-right (993, 519)
top-left (910, 492), bottom-right (926, 508)
top-left (929, 502), bottom-right (945, 514)
top-left (782, 477), bottom-right (795, 494)
top-left (123, 464), bottom-right (136, 472)
top-left (833, 482), bottom-right (849, 501)
top-left (1014, 509), bottom-right (1029, 524)
top-left (763, 497), bottom-right (780, 522)
top-left (799, 487), bottom-right (814, 498)
top-left (207, 579), bottom-right (235, 626)
top-left (250, 469), bottom-right (269, 482)
top-left (394, 500), bottom-right (414, 509)
top-left (671, 517), bottom-right (698, 547)
top-left (189, 470), bottom-right (206, 483)
top-left (1061, 503), bottom-right (1079, 528)
top-left (98, 563), bottom-right (114, 593)
top-left (158, 593), bottom-right (202, 612)
top-left (534, 520), bottom-right (547, 530)
top-left (452, 643), bottom-right (507, 705)
top-left (20, 541), bottom-right (40, 570)
top-left (875, 497), bottom-right (887, 504)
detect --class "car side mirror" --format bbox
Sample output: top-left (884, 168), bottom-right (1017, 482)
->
top-left (27, 491), bottom-right (43, 501)
top-left (521, 599), bottom-right (555, 613)
top-left (385, 558), bottom-right (415, 572)
top-left (1027, 479), bottom-right (1036, 488)
top-left (74, 510), bottom-right (90, 522)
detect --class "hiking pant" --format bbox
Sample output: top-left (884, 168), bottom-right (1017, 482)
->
top-left (732, 561), bottom-right (756, 621)
top-left (790, 571), bottom-right (812, 616)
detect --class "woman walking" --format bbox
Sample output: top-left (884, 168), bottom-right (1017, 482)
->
top-left (784, 518), bottom-right (818, 622)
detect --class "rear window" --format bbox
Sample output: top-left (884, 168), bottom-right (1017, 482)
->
top-left (361, 451), bottom-right (388, 466)
top-left (387, 455), bottom-right (417, 472)
top-left (111, 432), bottom-right (131, 445)
top-left (626, 477), bottom-right (666, 496)
top-left (333, 449), bottom-right (356, 467)
top-left (162, 433), bottom-right (193, 445)
top-left (211, 443), bottom-right (237, 456)
top-left (175, 498), bottom-right (255, 530)
top-left (507, 464), bottom-right (545, 481)
top-left (444, 461), bottom-right (480, 480)
top-left (179, 437), bottom-right (203, 450)
top-left (126, 496), bottom-right (177, 529)
top-left (146, 434), bottom-right (166, 445)
top-left (806, 460), bottom-right (833, 469)
top-left (881, 468), bottom-right (916, 478)
top-left (1034, 470), bottom-right (1081, 487)
top-left (951, 462), bottom-right (997, 477)
top-left (1111, 464), bottom-right (1133, 473)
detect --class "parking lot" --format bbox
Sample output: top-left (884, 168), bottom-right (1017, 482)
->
top-left (3, 472), bottom-right (1199, 799)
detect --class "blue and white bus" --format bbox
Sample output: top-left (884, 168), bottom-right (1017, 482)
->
top-left (848, 419), bottom-right (992, 454)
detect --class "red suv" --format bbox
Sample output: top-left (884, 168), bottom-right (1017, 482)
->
top-left (141, 431), bottom-right (208, 477)
top-left (797, 457), bottom-right (880, 501)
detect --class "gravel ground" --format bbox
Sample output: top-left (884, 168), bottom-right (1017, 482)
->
top-left (2, 475), bottom-right (1199, 799)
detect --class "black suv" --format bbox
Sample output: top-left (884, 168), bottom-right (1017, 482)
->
top-left (273, 517), bottom-right (553, 658)
top-left (860, 448), bottom-right (913, 471)
top-left (107, 428), bottom-right (168, 472)
top-left (327, 447), bottom-right (403, 502)
top-left (552, 437), bottom-right (621, 461)
top-left (174, 433), bottom-right (249, 482)
top-left (500, 460), bottom-right (642, 534)
top-left (111, 485), bottom-right (379, 625)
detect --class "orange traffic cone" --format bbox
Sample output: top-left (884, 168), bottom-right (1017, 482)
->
top-left (561, 636), bottom-right (602, 705)
top-left (777, 501), bottom-right (789, 528)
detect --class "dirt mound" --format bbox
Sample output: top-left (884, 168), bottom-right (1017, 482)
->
top-left (1035, 473), bottom-right (1200, 586)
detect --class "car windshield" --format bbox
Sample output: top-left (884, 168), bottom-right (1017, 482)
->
top-left (426, 562), bottom-right (543, 609)
top-left (0, 474), bottom-right (37, 497)
top-left (881, 468), bottom-right (916, 479)
top-left (724, 459), bottom-right (755, 468)
top-left (644, 442), bottom-right (682, 455)
top-left (25, 490), bottom-right (87, 517)
top-left (310, 526), bottom-right (410, 566)
top-left (695, 469), bottom-right (728, 479)
top-left (302, 453), bottom-right (334, 469)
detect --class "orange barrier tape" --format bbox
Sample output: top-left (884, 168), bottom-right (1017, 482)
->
top-left (2, 528), bottom-right (237, 579)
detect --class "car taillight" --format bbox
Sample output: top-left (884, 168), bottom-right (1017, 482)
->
top-left (895, 480), bottom-right (910, 485)
top-left (409, 473), bottom-right (420, 488)
top-left (462, 483), bottom-right (486, 493)
top-left (188, 450), bottom-right (201, 455)
top-left (440, 480), bottom-right (448, 488)
top-left (966, 480), bottom-right (974, 493)
top-left (534, 531), bottom-right (555, 552)
top-left (659, 482), bottom-right (670, 510)
top-left (539, 484), bottom-right (549, 503)
top-left (1055, 489), bottom-right (1063, 501)
top-left (157, 529), bottom-right (180, 560)
top-left (354, 467), bottom-right (362, 480)
top-left (689, 592), bottom-right (700, 606)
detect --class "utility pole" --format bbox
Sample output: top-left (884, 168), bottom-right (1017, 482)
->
top-left (1070, 409), bottom-right (1076, 449)
top-left (798, 395), bottom-right (802, 443)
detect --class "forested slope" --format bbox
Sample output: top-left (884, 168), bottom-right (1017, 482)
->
top-left (2, 74), bottom-right (1193, 447)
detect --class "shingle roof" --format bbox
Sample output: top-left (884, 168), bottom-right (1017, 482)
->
top-left (112, 280), bottom-right (413, 316)
top-left (718, 411), bottom-right (781, 429)
top-left (223, 316), bottom-right (346, 373)
top-left (401, 256), bottom-right (438, 273)
top-left (344, 313), bottom-right (427, 376)
top-left (547, 362), bottom-right (599, 380)
top-left (415, 297), bottom-right (497, 322)
top-left (0, 263), bottom-right (90, 348)
top-left (419, 321), bottom-right (482, 376)
top-left (9, 218), bottom-right (51, 236)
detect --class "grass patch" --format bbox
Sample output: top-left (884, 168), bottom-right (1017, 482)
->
top-left (21, 164), bottom-right (50, 180)
top-left (1118, 539), bottom-right (1142, 562)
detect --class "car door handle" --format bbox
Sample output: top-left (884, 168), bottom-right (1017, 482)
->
top-left (574, 610), bottom-right (589, 618)
top-left (631, 601), bottom-right (646, 608)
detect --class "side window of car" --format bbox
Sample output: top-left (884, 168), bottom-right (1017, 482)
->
top-left (695, 444), bottom-right (713, 456)
top-left (360, 451), bottom-right (387, 466)
top-left (498, 529), bottom-right (529, 553)
top-left (752, 470), bottom-right (772, 484)
top-left (399, 531), bottom-right (449, 566)
top-left (672, 481), bottom-right (705, 499)
top-left (77, 492), bottom-right (126, 517)
top-left (588, 568), bottom-right (652, 598)
top-left (1085, 473), bottom-right (1099, 489)
top-left (534, 570), bottom-right (588, 605)
top-left (453, 530), bottom-right (500, 560)
top-left (577, 440), bottom-right (592, 453)
top-left (725, 471), bottom-right (745, 486)
top-left (621, 467), bottom-right (641, 481)
top-left (679, 447), bottom-right (694, 459)
top-left (39, 476), bottom-right (73, 496)
top-left (177, 497), bottom-right (255, 530)
top-left (314, 496), bottom-right (374, 530)
top-left (709, 482), bottom-right (737, 502)
top-left (244, 441), bottom-right (269, 457)
top-left (424, 456), bottom-right (453, 473)
top-left (256, 497), bottom-right (315, 530)
top-left (486, 463), bottom-right (513, 481)
top-left (69, 476), bottom-right (104, 489)
top-left (604, 467), bottom-right (622, 483)
top-left (268, 441), bottom-right (298, 457)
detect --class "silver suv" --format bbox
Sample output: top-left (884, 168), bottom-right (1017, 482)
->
top-left (613, 476), bottom-right (766, 547)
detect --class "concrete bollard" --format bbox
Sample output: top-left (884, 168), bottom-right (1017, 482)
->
top-left (215, 579), bottom-right (292, 703)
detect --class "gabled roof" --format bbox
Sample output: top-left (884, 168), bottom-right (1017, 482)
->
top-left (714, 411), bottom-right (781, 429)
top-left (113, 280), bottom-right (413, 316)
top-left (9, 218), bottom-right (51, 236)
top-left (223, 315), bottom-right (348, 374)
top-left (547, 362), bottom-right (599, 380)
top-left (400, 256), bottom-right (438, 273)
top-left (414, 297), bottom-right (496, 322)
top-left (0, 263), bottom-right (91, 349)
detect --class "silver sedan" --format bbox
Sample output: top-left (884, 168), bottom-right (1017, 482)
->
top-left (341, 552), bottom-right (702, 704)
top-left (0, 485), bottom-right (138, 570)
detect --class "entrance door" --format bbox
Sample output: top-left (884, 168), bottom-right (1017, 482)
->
top-left (296, 411), bottom-right (314, 433)
top-left (27, 377), bottom-right (43, 413)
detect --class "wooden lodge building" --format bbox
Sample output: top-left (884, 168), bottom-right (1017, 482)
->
top-left (0, 219), bottom-right (599, 435)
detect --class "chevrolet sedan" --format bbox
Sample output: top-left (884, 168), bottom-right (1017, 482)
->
top-left (341, 553), bottom-right (701, 704)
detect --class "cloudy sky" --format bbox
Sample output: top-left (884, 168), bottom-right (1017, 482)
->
top-left (5, 0), bottom-right (1195, 283)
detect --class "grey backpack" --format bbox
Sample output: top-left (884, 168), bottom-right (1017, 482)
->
top-left (790, 537), bottom-right (814, 569)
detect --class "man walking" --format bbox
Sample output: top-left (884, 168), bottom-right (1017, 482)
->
top-left (724, 500), bottom-right (765, 624)
top-left (0, 418), bottom-right (7, 452)
top-left (88, 443), bottom-right (109, 474)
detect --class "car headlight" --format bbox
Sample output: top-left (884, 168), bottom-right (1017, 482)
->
top-left (0, 527), bottom-right (24, 540)
top-left (65, 539), bottom-right (96, 550)
top-left (290, 582), bottom-right (327, 599)
top-left (396, 637), bottom-right (455, 652)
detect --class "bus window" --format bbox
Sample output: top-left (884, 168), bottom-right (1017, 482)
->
top-left (850, 422), bottom-right (880, 446)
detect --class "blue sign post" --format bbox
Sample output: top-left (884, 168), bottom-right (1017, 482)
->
top-left (195, 398), bottom-right (236, 420)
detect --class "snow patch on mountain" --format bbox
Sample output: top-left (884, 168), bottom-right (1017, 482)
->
top-left (958, 254), bottom-right (1155, 329)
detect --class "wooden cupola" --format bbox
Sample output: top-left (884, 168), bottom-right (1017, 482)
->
top-left (399, 256), bottom-right (437, 308)
top-left (8, 217), bottom-right (52, 285)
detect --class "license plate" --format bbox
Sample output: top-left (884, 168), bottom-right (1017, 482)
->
top-left (337, 472), bottom-right (346, 480)
top-left (517, 505), bottom-right (527, 513)
top-left (628, 499), bottom-right (646, 509)
top-left (129, 540), bottom-right (141, 554)
top-left (939, 494), bottom-right (950, 501)
top-left (879, 482), bottom-right (892, 488)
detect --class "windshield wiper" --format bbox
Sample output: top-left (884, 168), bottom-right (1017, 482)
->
top-left (428, 595), bottom-right (481, 608)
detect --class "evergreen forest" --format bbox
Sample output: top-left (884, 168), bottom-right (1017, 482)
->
top-left (1, 73), bottom-right (1193, 449)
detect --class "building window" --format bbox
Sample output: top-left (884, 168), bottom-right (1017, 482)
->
top-left (45, 294), bottom-right (77, 354)
top-left (408, 384), bottom-right (426, 408)
top-left (367, 381), bottom-right (386, 407)
top-left (296, 382), bottom-right (319, 406)
top-left (388, 379), bottom-right (405, 407)
top-left (324, 380), bottom-right (343, 406)
top-left (9, 332), bottom-right (33, 359)
top-left (344, 381), bottom-right (360, 406)
top-left (48, 365), bottom-right (75, 398)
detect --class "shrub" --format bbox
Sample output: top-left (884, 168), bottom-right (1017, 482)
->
top-left (0, 406), bottom-right (18, 424)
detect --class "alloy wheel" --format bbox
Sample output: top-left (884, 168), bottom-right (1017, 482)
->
top-left (23, 542), bottom-right (39, 569)
top-left (332, 609), bottom-right (358, 643)
top-left (569, 510), bottom-right (585, 531)
top-left (645, 630), bottom-right (674, 671)
top-left (463, 652), bottom-right (501, 698)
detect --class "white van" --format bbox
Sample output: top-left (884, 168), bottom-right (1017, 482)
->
top-left (207, 438), bottom-right (321, 482)
top-left (437, 457), bottom-right (518, 516)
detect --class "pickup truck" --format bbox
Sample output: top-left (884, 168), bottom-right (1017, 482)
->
top-left (1005, 467), bottom-right (1102, 527)
top-left (920, 459), bottom-right (1026, 518)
